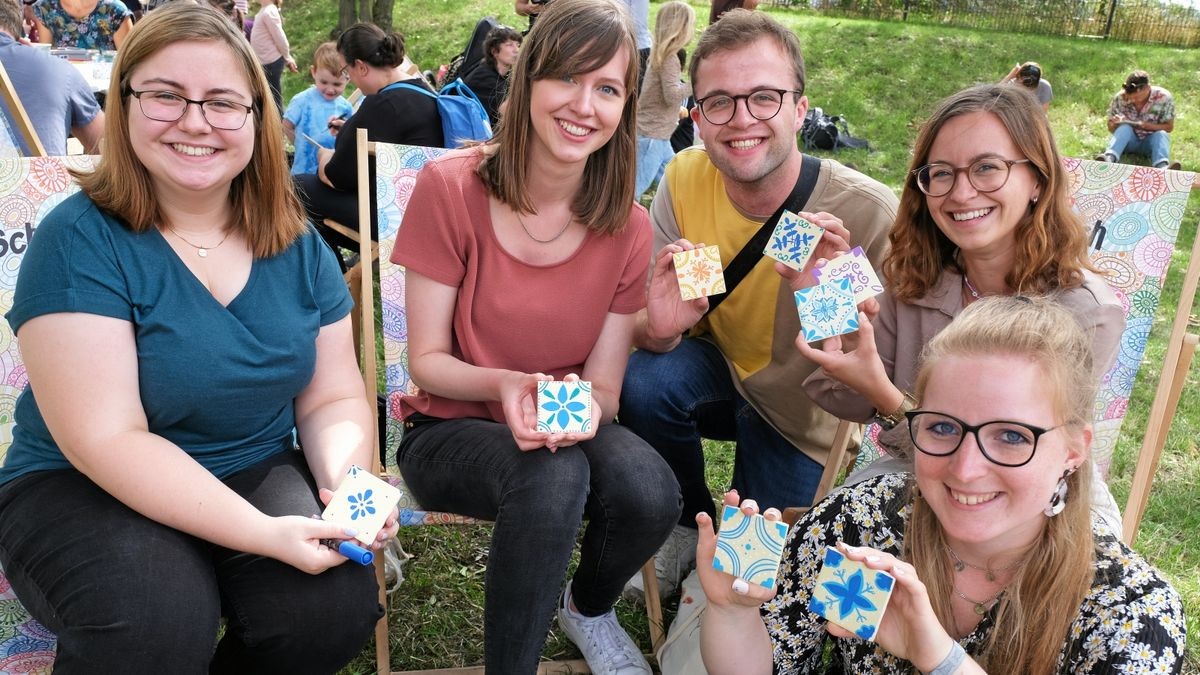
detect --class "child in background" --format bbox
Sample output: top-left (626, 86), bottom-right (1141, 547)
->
top-left (634, 0), bottom-right (695, 199)
top-left (284, 42), bottom-right (353, 176)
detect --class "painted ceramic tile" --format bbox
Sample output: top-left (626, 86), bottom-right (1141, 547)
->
top-left (711, 505), bottom-right (790, 589)
top-left (673, 245), bottom-right (726, 301)
top-left (808, 546), bottom-right (895, 641)
top-left (537, 380), bottom-right (593, 434)
top-left (763, 210), bottom-right (825, 271)
top-left (811, 246), bottom-right (884, 303)
top-left (795, 282), bottom-right (860, 342)
top-left (322, 465), bottom-right (402, 546)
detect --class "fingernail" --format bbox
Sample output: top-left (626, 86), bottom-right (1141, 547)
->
top-left (732, 578), bottom-right (750, 595)
top-left (866, 555), bottom-right (879, 564)
top-left (343, 527), bottom-right (358, 537)
top-left (893, 567), bottom-right (904, 577)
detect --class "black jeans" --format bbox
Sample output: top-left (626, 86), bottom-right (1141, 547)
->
top-left (0, 450), bottom-right (382, 675)
top-left (397, 418), bottom-right (681, 675)
top-left (263, 56), bottom-right (285, 116)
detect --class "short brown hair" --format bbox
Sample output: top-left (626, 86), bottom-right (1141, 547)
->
top-left (76, 3), bottom-right (306, 257)
top-left (688, 9), bottom-right (805, 96)
top-left (476, 0), bottom-right (638, 235)
top-left (883, 84), bottom-right (1094, 301)
top-left (0, 0), bottom-right (22, 38)
top-left (311, 41), bottom-right (344, 75)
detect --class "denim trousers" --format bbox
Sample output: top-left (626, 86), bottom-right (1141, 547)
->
top-left (0, 450), bottom-right (382, 675)
top-left (396, 418), bottom-right (681, 675)
top-left (262, 56), bottom-right (286, 116)
top-left (1106, 125), bottom-right (1171, 166)
top-left (619, 338), bottom-right (824, 525)
top-left (635, 135), bottom-right (677, 199)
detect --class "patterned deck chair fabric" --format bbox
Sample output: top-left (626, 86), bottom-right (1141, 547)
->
top-left (0, 155), bottom-right (96, 675)
top-left (850, 160), bottom-right (1196, 486)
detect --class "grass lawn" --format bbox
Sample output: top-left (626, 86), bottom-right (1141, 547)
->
top-left (272, 1), bottom-right (1200, 671)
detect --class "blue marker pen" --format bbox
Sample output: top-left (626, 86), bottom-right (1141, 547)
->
top-left (322, 539), bottom-right (374, 566)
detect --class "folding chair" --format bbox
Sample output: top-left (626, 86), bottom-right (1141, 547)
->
top-left (360, 138), bottom-right (665, 673)
top-left (839, 159), bottom-right (1198, 545)
top-left (0, 155), bottom-right (96, 675)
top-left (0, 61), bottom-right (45, 158)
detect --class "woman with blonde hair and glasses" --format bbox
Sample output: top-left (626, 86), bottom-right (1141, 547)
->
top-left (0, 5), bottom-right (393, 672)
top-left (699, 296), bottom-right (1183, 674)
top-left (798, 83), bottom-right (1126, 532)
top-left (392, 0), bottom-right (681, 672)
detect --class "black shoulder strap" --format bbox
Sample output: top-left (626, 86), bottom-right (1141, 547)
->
top-left (703, 154), bottom-right (821, 317)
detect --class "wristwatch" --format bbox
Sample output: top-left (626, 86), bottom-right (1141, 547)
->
top-left (877, 391), bottom-right (918, 429)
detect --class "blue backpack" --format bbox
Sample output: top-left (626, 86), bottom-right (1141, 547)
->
top-left (388, 80), bottom-right (492, 149)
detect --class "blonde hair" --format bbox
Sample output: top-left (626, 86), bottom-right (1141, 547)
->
top-left (477, 0), bottom-right (638, 235)
top-left (906, 296), bottom-right (1096, 673)
top-left (883, 84), bottom-right (1096, 302)
top-left (76, 3), bottom-right (306, 257)
top-left (311, 41), bottom-right (344, 76)
top-left (649, 2), bottom-right (695, 71)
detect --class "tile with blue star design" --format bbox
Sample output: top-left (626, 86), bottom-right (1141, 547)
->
top-left (712, 505), bottom-right (790, 589)
top-left (537, 380), bottom-right (593, 434)
top-left (321, 465), bottom-right (402, 546)
top-left (809, 545), bottom-right (895, 641)
top-left (763, 210), bottom-right (825, 271)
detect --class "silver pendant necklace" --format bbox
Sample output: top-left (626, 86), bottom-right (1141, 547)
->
top-left (946, 545), bottom-right (1023, 582)
top-left (167, 226), bottom-right (231, 258)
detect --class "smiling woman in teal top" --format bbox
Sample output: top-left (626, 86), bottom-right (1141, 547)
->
top-left (0, 5), bottom-right (396, 673)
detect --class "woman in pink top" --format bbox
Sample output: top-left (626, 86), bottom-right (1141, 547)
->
top-left (249, 0), bottom-right (295, 114)
top-left (391, 0), bottom-right (681, 672)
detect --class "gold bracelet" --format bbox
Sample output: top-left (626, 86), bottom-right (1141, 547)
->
top-left (877, 391), bottom-right (918, 429)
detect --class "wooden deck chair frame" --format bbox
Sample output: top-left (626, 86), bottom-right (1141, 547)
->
top-left (349, 133), bottom-right (664, 674)
top-left (0, 60), bottom-right (46, 157)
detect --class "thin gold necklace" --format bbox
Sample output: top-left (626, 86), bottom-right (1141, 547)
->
top-left (953, 585), bottom-right (1003, 616)
top-left (515, 210), bottom-right (573, 244)
top-left (946, 545), bottom-right (1024, 582)
top-left (167, 226), bottom-right (231, 258)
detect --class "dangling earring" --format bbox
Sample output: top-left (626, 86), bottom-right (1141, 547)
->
top-left (1043, 468), bottom-right (1072, 517)
top-left (1031, 194), bottom-right (1040, 204)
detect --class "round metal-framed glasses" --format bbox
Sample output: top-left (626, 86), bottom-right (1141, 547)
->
top-left (905, 410), bottom-right (1063, 468)
top-left (912, 157), bottom-right (1032, 197)
top-left (128, 89), bottom-right (255, 131)
top-left (695, 88), bottom-right (802, 126)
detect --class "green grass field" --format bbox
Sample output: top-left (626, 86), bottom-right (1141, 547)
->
top-left (272, 1), bottom-right (1200, 671)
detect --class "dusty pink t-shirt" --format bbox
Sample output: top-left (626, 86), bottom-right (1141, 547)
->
top-left (392, 149), bottom-right (651, 423)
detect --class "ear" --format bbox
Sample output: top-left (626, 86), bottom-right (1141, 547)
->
top-left (1066, 424), bottom-right (1091, 470)
top-left (690, 106), bottom-right (700, 124)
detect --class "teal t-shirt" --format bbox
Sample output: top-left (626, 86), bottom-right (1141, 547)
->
top-left (0, 192), bottom-right (353, 485)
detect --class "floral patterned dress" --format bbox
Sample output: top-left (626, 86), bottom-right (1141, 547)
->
top-left (33, 0), bottom-right (131, 51)
top-left (765, 473), bottom-right (1185, 674)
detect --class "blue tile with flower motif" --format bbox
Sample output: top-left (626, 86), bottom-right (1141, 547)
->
top-left (763, 210), bottom-right (825, 271)
top-left (537, 381), bottom-right (593, 434)
top-left (711, 505), bottom-right (790, 589)
top-left (809, 546), bottom-right (895, 641)
top-left (321, 464), bottom-right (402, 547)
top-left (795, 281), bottom-right (860, 343)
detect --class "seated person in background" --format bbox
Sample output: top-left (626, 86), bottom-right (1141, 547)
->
top-left (1096, 70), bottom-right (1180, 170)
top-left (0, 6), bottom-right (393, 672)
top-left (800, 84), bottom-right (1125, 534)
top-left (33, 0), bottom-right (131, 50)
top-left (999, 60), bottom-right (1051, 110)
top-left (0, 0), bottom-right (103, 154)
top-left (284, 41), bottom-right (352, 176)
top-left (462, 25), bottom-right (520, 127)
top-left (698, 296), bottom-right (1184, 675)
top-left (293, 22), bottom-right (441, 253)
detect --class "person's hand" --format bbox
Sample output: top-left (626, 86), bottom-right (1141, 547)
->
top-left (645, 239), bottom-right (709, 344)
top-left (795, 309), bottom-right (893, 405)
top-left (498, 370), bottom-right (551, 451)
top-left (319, 488), bottom-right (400, 552)
top-left (259, 515), bottom-right (354, 574)
top-left (824, 542), bottom-right (958, 672)
top-left (540, 373), bottom-right (600, 451)
top-left (327, 115), bottom-right (346, 137)
top-left (695, 490), bottom-right (780, 613)
top-left (285, 56), bottom-right (299, 73)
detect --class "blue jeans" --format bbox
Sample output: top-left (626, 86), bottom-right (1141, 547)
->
top-left (635, 136), bottom-right (676, 198)
top-left (619, 338), bottom-right (824, 525)
top-left (0, 450), bottom-right (381, 675)
top-left (1105, 125), bottom-right (1171, 166)
top-left (396, 418), bottom-right (681, 675)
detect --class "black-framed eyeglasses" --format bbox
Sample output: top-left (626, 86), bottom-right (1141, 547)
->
top-left (911, 157), bottom-right (1031, 198)
top-left (905, 410), bottom-right (1063, 468)
top-left (127, 89), bottom-right (255, 131)
top-left (694, 88), bottom-right (802, 126)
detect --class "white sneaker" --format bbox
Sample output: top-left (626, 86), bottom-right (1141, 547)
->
top-left (558, 582), bottom-right (652, 675)
top-left (621, 524), bottom-right (698, 603)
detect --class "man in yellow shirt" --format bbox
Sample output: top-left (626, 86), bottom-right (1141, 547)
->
top-left (619, 9), bottom-right (897, 599)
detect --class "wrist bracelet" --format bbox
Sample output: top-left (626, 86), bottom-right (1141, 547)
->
top-left (925, 641), bottom-right (966, 675)
top-left (877, 390), bottom-right (918, 429)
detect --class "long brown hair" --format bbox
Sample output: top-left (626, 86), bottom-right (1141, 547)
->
top-left (476, 0), bottom-right (638, 235)
top-left (76, 3), bottom-right (306, 257)
top-left (883, 85), bottom-right (1095, 302)
top-left (906, 296), bottom-right (1096, 672)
